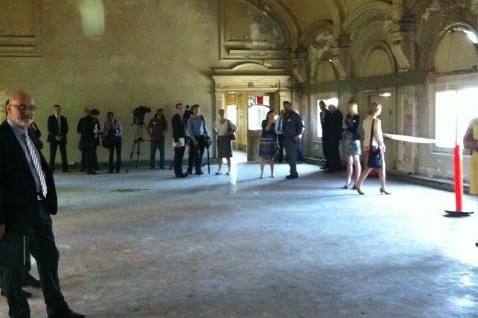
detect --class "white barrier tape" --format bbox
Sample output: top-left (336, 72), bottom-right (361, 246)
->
top-left (383, 133), bottom-right (436, 144)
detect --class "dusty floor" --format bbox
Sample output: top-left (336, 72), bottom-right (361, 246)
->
top-left (1, 155), bottom-right (478, 318)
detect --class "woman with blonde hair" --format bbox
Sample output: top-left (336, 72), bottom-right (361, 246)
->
top-left (342, 101), bottom-right (361, 188)
top-left (353, 102), bottom-right (391, 195)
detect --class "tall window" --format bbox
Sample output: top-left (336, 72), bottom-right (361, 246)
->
top-left (224, 93), bottom-right (238, 125)
top-left (435, 87), bottom-right (478, 148)
top-left (248, 95), bottom-right (270, 130)
top-left (316, 97), bottom-right (339, 138)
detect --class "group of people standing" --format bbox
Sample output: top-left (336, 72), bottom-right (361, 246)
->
top-left (77, 108), bottom-right (123, 175)
top-left (171, 103), bottom-right (226, 177)
top-left (28, 98), bottom-right (391, 192)
top-left (258, 101), bottom-right (304, 180)
top-left (25, 105), bottom-right (124, 176)
top-left (321, 100), bottom-right (391, 195)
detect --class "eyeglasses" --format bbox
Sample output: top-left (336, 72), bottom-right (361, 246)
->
top-left (9, 104), bottom-right (37, 111)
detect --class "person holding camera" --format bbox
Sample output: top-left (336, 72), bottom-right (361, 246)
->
top-left (103, 112), bottom-right (123, 173)
top-left (187, 104), bottom-right (209, 175)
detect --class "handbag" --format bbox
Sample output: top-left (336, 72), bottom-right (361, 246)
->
top-left (102, 134), bottom-right (114, 148)
top-left (227, 120), bottom-right (236, 140)
top-left (367, 119), bottom-right (383, 168)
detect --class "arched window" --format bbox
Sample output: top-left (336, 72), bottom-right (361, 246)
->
top-left (433, 28), bottom-right (478, 148)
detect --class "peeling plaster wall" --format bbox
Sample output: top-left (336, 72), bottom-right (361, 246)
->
top-left (0, 0), bottom-right (219, 165)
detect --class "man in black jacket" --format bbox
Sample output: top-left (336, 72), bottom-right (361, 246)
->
top-left (47, 104), bottom-right (69, 172)
top-left (282, 101), bottom-right (304, 179)
top-left (323, 104), bottom-right (343, 173)
top-left (0, 91), bottom-right (84, 318)
top-left (171, 103), bottom-right (188, 178)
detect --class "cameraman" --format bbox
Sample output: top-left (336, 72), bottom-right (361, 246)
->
top-left (187, 104), bottom-right (209, 175)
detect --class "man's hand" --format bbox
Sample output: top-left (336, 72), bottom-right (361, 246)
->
top-left (0, 224), bottom-right (5, 240)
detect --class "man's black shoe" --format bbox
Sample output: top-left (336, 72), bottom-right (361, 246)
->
top-left (24, 272), bottom-right (41, 288)
top-left (286, 175), bottom-right (298, 179)
top-left (1, 289), bottom-right (33, 298)
top-left (176, 173), bottom-right (188, 178)
top-left (195, 171), bottom-right (203, 175)
top-left (48, 309), bottom-right (85, 318)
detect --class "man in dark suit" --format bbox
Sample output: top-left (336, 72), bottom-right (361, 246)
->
top-left (0, 91), bottom-right (84, 318)
top-left (323, 104), bottom-right (343, 173)
top-left (171, 103), bottom-right (188, 178)
top-left (47, 104), bottom-right (69, 172)
top-left (76, 107), bottom-right (90, 172)
top-left (79, 108), bottom-right (101, 175)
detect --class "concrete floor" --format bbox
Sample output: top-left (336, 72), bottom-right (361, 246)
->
top-left (1, 154), bottom-right (478, 318)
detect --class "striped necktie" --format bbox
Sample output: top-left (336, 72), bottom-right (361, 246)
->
top-left (23, 132), bottom-right (48, 198)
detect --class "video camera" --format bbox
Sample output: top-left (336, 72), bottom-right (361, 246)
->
top-left (132, 106), bottom-right (151, 125)
top-left (184, 105), bottom-right (192, 122)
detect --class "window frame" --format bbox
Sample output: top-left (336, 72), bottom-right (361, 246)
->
top-left (432, 72), bottom-right (478, 154)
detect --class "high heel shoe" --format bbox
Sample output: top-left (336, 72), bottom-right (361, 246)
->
top-left (342, 182), bottom-right (352, 189)
top-left (380, 188), bottom-right (391, 195)
top-left (352, 185), bottom-right (364, 195)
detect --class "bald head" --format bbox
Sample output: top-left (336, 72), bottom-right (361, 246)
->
top-left (7, 90), bottom-right (35, 129)
top-left (10, 91), bottom-right (33, 104)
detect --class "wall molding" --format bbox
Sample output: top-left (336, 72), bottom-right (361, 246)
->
top-left (0, 0), bottom-right (42, 57)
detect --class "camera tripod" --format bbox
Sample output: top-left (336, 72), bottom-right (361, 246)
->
top-left (126, 123), bottom-right (151, 171)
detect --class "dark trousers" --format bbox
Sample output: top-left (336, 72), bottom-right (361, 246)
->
top-left (276, 134), bottom-right (284, 162)
top-left (1, 235), bottom-right (29, 318)
top-left (31, 204), bottom-right (69, 316)
top-left (80, 150), bottom-right (87, 172)
top-left (108, 140), bottom-right (122, 172)
top-left (188, 136), bottom-right (205, 173)
top-left (150, 138), bottom-right (165, 169)
top-left (297, 137), bottom-right (303, 162)
top-left (322, 137), bottom-right (328, 168)
top-left (49, 141), bottom-right (68, 172)
top-left (4, 204), bottom-right (69, 317)
top-left (325, 137), bottom-right (341, 172)
top-left (284, 138), bottom-right (298, 177)
top-left (173, 146), bottom-right (186, 176)
top-left (0, 252), bottom-right (32, 289)
top-left (85, 139), bottom-right (97, 173)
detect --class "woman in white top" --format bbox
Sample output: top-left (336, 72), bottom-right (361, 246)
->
top-left (353, 102), bottom-right (391, 195)
top-left (213, 109), bottom-right (236, 175)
